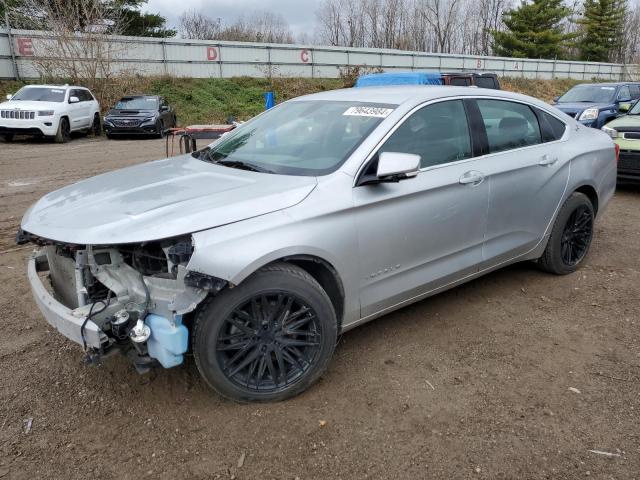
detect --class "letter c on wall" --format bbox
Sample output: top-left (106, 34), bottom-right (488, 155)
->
top-left (300, 49), bottom-right (310, 63)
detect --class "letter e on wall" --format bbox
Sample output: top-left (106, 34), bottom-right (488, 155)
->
top-left (17, 38), bottom-right (34, 56)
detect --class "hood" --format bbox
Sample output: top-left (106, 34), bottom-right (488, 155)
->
top-left (605, 114), bottom-right (640, 130)
top-left (554, 102), bottom-right (609, 115)
top-left (105, 109), bottom-right (157, 118)
top-left (21, 155), bottom-right (317, 245)
top-left (0, 100), bottom-right (60, 111)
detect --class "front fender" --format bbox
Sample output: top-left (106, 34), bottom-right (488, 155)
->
top-left (187, 175), bottom-right (362, 324)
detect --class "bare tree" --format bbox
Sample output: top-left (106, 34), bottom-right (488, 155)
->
top-left (8, 0), bottom-right (130, 105)
top-left (179, 9), bottom-right (294, 44)
top-left (315, 0), bottom-right (511, 55)
top-left (178, 10), bottom-right (222, 40)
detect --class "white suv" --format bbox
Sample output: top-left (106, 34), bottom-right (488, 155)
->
top-left (0, 85), bottom-right (101, 143)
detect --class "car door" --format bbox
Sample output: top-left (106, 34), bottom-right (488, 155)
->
top-left (473, 98), bottom-right (571, 266)
top-left (353, 99), bottom-right (490, 318)
top-left (67, 89), bottom-right (91, 130)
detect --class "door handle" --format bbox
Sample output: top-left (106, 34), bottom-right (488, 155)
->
top-left (539, 154), bottom-right (558, 166)
top-left (459, 170), bottom-right (485, 185)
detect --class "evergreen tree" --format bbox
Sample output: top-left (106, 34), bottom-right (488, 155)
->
top-left (576, 0), bottom-right (626, 62)
top-left (492, 0), bottom-right (573, 59)
top-left (113, 0), bottom-right (176, 38)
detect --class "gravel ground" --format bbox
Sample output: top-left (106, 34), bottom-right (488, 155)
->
top-left (0, 136), bottom-right (638, 480)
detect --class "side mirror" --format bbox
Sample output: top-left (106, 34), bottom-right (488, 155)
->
top-left (6, 94), bottom-right (12, 100)
top-left (552, 96), bottom-right (560, 103)
top-left (619, 102), bottom-right (632, 113)
top-left (69, 96), bottom-right (80, 104)
top-left (160, 105), bottom-right (169, 112)
top-left (376, 152), bottom-right (421, 180)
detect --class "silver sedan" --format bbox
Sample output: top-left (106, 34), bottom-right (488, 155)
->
top-left (20, 86), bottom-right (617, 402)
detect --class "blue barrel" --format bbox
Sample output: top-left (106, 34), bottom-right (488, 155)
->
top-left (264, 91), bottom-right (275, 110)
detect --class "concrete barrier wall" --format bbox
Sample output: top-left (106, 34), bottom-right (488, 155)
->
top-left (0, 28), bottom-right (634, 81)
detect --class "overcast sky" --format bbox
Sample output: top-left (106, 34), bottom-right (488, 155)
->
top-left (144, 0), bottom-right (320, 39)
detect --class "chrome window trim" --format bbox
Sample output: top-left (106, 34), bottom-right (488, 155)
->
top-left (353, 95), bottom-right (569, 186)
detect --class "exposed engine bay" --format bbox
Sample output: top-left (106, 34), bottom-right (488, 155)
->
top-left (26, 234), bottom-right (227, 372)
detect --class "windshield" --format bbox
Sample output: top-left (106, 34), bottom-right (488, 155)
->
top-left (195, 101), bottom-right (395, 176)
top-left (557, 85), bottom-right (617, 104)
top-left (11, 87), bottom-right (66, 102)
top-left (114, 96), bottom-right (158, 110)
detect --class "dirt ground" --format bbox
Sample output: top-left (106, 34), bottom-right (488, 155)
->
top-left (0, 135), bottom-right (638, 480)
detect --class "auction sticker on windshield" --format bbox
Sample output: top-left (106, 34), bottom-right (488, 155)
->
top-left (343, 106), bottom-right (394, 118)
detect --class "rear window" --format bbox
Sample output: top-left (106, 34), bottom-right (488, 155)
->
top-left (475, 76), bottom-right (497, 89)
top-left (11, 87), bottom-right (66, 102)
top-left (449, 77), bottom-right (472, 86)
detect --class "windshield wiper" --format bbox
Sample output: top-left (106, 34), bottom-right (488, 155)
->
top-left (215, 159), bottom-right (275, 174)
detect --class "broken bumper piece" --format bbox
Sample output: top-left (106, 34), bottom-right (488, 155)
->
top-left (28, 251), bottom-right (107, 349)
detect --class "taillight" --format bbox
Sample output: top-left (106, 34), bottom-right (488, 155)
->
top-left (614, 143), bottom-right (620, 163)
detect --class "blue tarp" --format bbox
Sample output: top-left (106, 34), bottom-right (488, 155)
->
top-left (354, 71), bottom-right (443, 88)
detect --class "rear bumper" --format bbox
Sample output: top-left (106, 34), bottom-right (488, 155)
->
top-left (27, 251), bottom-right (107, 349)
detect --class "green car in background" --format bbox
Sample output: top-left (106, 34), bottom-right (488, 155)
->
top-left (602, 101), bottom-right (640, 184)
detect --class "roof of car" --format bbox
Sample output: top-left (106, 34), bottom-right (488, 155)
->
top-left (23, 84), bottom-right (86, 89)
top-left (291, 85), bottom-right (545, 109)
top-left (575, 82), bottom-right (640, 87)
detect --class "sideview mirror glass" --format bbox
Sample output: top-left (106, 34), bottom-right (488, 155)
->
top-left (6, 94), bottom-right (12, 100)
top-left (69, 96), bottom-right (80, 104)
top-left (376, 152), bottom-right (421, 180)
top-left (619, 102), bottom-right (632, 112)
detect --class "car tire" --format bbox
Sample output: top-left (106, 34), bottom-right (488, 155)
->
top-left (91, 114), bottom-right (101, 136)
top-left (54, 117), bottom-right (71, 144)
top-left (156, 120), bottom-right (165, 138)
top-left (193, 262), bottom-right (337, 403)
top-left (538, 192), bottom-right (594, 275)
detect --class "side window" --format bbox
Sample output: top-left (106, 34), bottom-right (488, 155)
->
top-left (69, 89), bottom-right (81, 102)
top-left (617, 86), bottom-right (631, 101)
top-left (535, 108), bottom-right (567, 142)
top-left (629, 85), bottom-right (640, 99)
top-left (476, 99), bottom-right (542, 153)
top-left (83, 90), bottom-right (94, 102)
top-left (379, 100), bottom-right (472, 168)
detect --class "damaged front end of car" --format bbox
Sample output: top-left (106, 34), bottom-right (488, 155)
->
top-left (21, 231), bottom-right (226, 372)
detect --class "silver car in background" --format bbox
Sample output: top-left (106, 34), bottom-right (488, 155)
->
top-left (20, 86), bottom-right (617, 402)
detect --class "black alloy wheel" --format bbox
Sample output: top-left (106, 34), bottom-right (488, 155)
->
top-left (560, 204), bottom-right (593, 267)
top-left (539, 192), bottom-right (594, 275)
top-left (193, 263), bottom-right (337, 402)
top-left (216, 293), bottom-right (322, 392)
